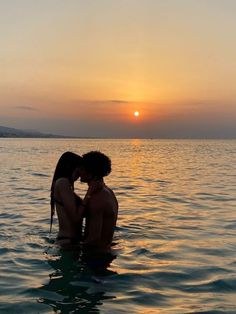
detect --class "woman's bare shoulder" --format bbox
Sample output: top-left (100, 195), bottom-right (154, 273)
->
top-left (54, 178), bottom-right (70, 189)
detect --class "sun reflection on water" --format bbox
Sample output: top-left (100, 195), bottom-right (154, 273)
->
top-left (1, 139), bottom-right (236, 313)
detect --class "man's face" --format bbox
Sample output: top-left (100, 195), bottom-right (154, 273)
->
top-left (79, 165), bottom-right (93, 183)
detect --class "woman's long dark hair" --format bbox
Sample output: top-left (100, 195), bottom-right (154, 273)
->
top-left (50, 151), bottom-right (82, 232)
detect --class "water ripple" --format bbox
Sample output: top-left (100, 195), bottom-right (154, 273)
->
top-left (0, 139), bottom-right (236, 313)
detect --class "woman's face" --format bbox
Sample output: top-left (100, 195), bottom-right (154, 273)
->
top-left (71, 167), bottom-right (80, 182)
top-left (78, 165), bottom-right (93, 183)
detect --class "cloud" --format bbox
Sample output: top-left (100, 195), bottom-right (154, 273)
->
top-left (109, 100), bottom-right (129, 104)
top-left (14, 106), bottom-right (38, 111)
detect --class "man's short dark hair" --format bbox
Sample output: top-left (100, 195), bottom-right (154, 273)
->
top-left (82, 151), bottom-right (112, 179)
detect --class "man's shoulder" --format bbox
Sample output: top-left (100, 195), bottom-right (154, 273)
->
top-left (101, 185), bottom-right (116, 196)
top-left (92, 187), bottom-right (114, 201)
top-left (89, 187), bottom-right (117, 210)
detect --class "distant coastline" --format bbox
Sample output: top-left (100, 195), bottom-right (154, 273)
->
top-left (0, 125), bottom-right (235, 139)
top-left (0, 125), bottom-right (70, 139)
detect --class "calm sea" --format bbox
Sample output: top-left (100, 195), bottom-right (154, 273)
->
top-left (0, 139), bottom-right (236, 313)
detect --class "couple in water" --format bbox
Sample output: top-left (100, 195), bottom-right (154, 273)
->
top-left (50, 151), bottom-right (118, 253)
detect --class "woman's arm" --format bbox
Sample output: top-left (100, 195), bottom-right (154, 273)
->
top-left (55, 178), bottom-right (84, 222)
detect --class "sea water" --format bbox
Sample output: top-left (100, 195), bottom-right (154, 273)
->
top-left (0, 138), bottom-right (236, 313)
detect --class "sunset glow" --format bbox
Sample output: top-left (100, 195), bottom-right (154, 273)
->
top-left (0, 1), bottom-right (235, 138)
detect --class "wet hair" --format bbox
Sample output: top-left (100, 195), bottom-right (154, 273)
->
top-left (50, 151), bottom-right (82, 231)
top-left (82, 151), bottom-right (111, 179)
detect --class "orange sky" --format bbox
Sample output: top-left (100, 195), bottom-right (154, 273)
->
top-left (0, 1), bottom-right (236, 137)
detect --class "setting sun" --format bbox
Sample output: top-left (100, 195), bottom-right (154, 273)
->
top-left (134, 111), bottom-right (140, 117)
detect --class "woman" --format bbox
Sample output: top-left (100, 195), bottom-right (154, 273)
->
top-left (50, 151), bottom-right (90, 245)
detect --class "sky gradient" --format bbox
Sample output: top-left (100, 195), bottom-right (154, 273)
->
top-left (1, 0), bottom-right (236, 138)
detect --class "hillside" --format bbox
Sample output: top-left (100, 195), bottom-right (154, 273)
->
top-left (0, 125), bottom-right (64, 138)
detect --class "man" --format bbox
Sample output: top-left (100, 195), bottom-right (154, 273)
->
top-left (79, 151), bottom-right (118, 252)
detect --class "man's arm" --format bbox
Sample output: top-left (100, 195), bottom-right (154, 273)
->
top-left (83, 200), bottom-right (104, 247)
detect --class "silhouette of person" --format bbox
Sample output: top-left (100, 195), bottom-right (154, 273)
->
top-left (79, 151), bottom-right (119, 253)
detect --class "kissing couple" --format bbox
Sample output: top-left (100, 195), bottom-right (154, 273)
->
top-left (50, 151), bottom-right (118, 253)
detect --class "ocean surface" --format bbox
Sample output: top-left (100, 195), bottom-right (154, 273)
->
top-left (0, 138), bottom-right (236, 314)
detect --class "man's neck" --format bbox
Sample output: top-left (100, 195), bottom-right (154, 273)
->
top-left (87, 179), bottom-right (105, 193)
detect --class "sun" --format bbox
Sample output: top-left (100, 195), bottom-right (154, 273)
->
top-left (134, 111), bottom-right (140, 117)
